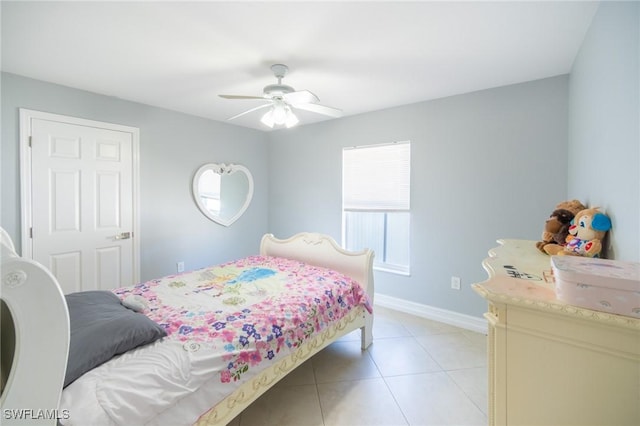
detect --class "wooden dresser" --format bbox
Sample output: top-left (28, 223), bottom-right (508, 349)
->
top-left (472, 239), bottom-right (640, 426)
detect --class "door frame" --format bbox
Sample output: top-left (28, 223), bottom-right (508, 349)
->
top-left (19, 108), bottom-right (141, 284)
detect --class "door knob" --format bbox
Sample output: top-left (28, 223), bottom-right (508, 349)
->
top-left (114, 232), bottom-right (131, 240)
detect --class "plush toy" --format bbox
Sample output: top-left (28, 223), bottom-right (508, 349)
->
top-left (536, 200), bottom-right (586, 254)
top-left (551, 208), bottom-right (612, 257)
top-left (535, 208), bottom-right (575, 252)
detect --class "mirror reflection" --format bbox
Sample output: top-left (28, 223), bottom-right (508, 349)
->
top-left (192, 163), bottom-right (253, 226)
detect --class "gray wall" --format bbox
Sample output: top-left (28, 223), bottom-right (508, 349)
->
top-left (568, 1), bottom-right (639, 262)
top-left (4, 2), bottom-right (635, 320)
top-left (1, 73), bottom-right (269, 281)
top-left (268, 76), bottom-right (569, 318)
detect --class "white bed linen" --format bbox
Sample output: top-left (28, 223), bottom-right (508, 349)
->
top-left (60, 338), bottom-right (246, 425)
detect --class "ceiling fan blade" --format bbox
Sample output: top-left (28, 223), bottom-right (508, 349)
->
top-left (283, 90), bottom-right (320, 106)
top-left (227, 103), bottom-right (272, 121)
top-left (294, 103), bottom-right (343, 118)
top-left (219, 95), bottom-right (265, 100)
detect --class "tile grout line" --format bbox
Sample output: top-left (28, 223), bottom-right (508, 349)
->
top-left (310, 355), bottom-right (328, 426)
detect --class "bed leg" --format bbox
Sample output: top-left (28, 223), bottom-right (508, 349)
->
top-left (361, 312), bottom-right (373, 349)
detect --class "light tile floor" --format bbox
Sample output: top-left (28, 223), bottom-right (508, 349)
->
top-left (229, 307), bottom-right (488, 426)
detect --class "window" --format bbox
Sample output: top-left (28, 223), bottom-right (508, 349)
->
top-left (342, 142), bottom-right (410, 274)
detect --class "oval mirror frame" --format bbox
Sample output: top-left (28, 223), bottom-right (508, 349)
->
top-left (192, 163), bottom-right (254, 227)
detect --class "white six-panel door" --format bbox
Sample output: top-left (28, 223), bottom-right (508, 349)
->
top-left (20, 109), bottom-right (139, 294)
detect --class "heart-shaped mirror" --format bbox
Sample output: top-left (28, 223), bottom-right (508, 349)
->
top-left (192, 163), bottom-right (254, 226)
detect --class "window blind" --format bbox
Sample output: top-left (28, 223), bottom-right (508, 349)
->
top-left (343, 142), bottom-right (410, 211)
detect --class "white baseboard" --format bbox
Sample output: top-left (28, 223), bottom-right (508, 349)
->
top-left (374, 293), bottom-right (488, 334)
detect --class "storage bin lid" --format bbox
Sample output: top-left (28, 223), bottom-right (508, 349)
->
top-left (551, 256), bottom-right (640, 291)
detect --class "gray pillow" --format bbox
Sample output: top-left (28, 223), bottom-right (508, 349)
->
top-left (64, 291), bottom-right (166, 387)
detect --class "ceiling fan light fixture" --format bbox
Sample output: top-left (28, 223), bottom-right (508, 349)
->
top-left (285, 109), bottom-right (299, 128)
top-left (261, 103), bottom-right (299, 129)
top-left (284, 112), bottom-right (300, 129)
top-left (272, 103), bottom-right (288, 125)
top-left (222, 64), bottom-right (341, 129)
top-left (260, 110), bottom-right (275, 128)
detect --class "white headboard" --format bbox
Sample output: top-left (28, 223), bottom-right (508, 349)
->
top-left (260, 232), bottom-right (375, 300)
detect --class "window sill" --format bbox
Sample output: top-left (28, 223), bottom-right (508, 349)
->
top-left (374, 265), bottom-right (411, 277)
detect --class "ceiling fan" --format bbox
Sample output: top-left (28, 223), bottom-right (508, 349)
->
top-left (219, 64), bottom-right (343, 128)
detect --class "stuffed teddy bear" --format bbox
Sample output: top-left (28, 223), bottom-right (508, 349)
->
top-left (535, 208), bottom-right (575, 252)
top-left (536, 200), bottom-right (586, 254)
top-left (546, 207), bottom-right (612, 257)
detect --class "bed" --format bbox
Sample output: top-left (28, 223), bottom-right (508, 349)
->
top-left (0, 229), bottom-right (374, 425)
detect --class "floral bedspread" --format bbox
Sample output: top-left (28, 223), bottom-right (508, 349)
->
top-left (113, 255), bottom-right (371, 384)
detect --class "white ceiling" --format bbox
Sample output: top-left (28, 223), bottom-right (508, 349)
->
top-left (1, 1), bottom-right (599, 131)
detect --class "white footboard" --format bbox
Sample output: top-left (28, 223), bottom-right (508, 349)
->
top-left (1, 228), bottom-right (70, 425)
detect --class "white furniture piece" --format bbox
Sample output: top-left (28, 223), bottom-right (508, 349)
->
top-left (0, 228), bottom-right (70, 425)
top-left (0, 230), bottom-right (374, 426)
top-left (473, 239), bottom-right (640, 426)
top-left (198, 232), bottom-right (374, 425)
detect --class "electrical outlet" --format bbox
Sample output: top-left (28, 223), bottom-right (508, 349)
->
top-left (451, 276), bottom-right (461, 290)
top-left (177, 261), bottom-right (185, 273)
